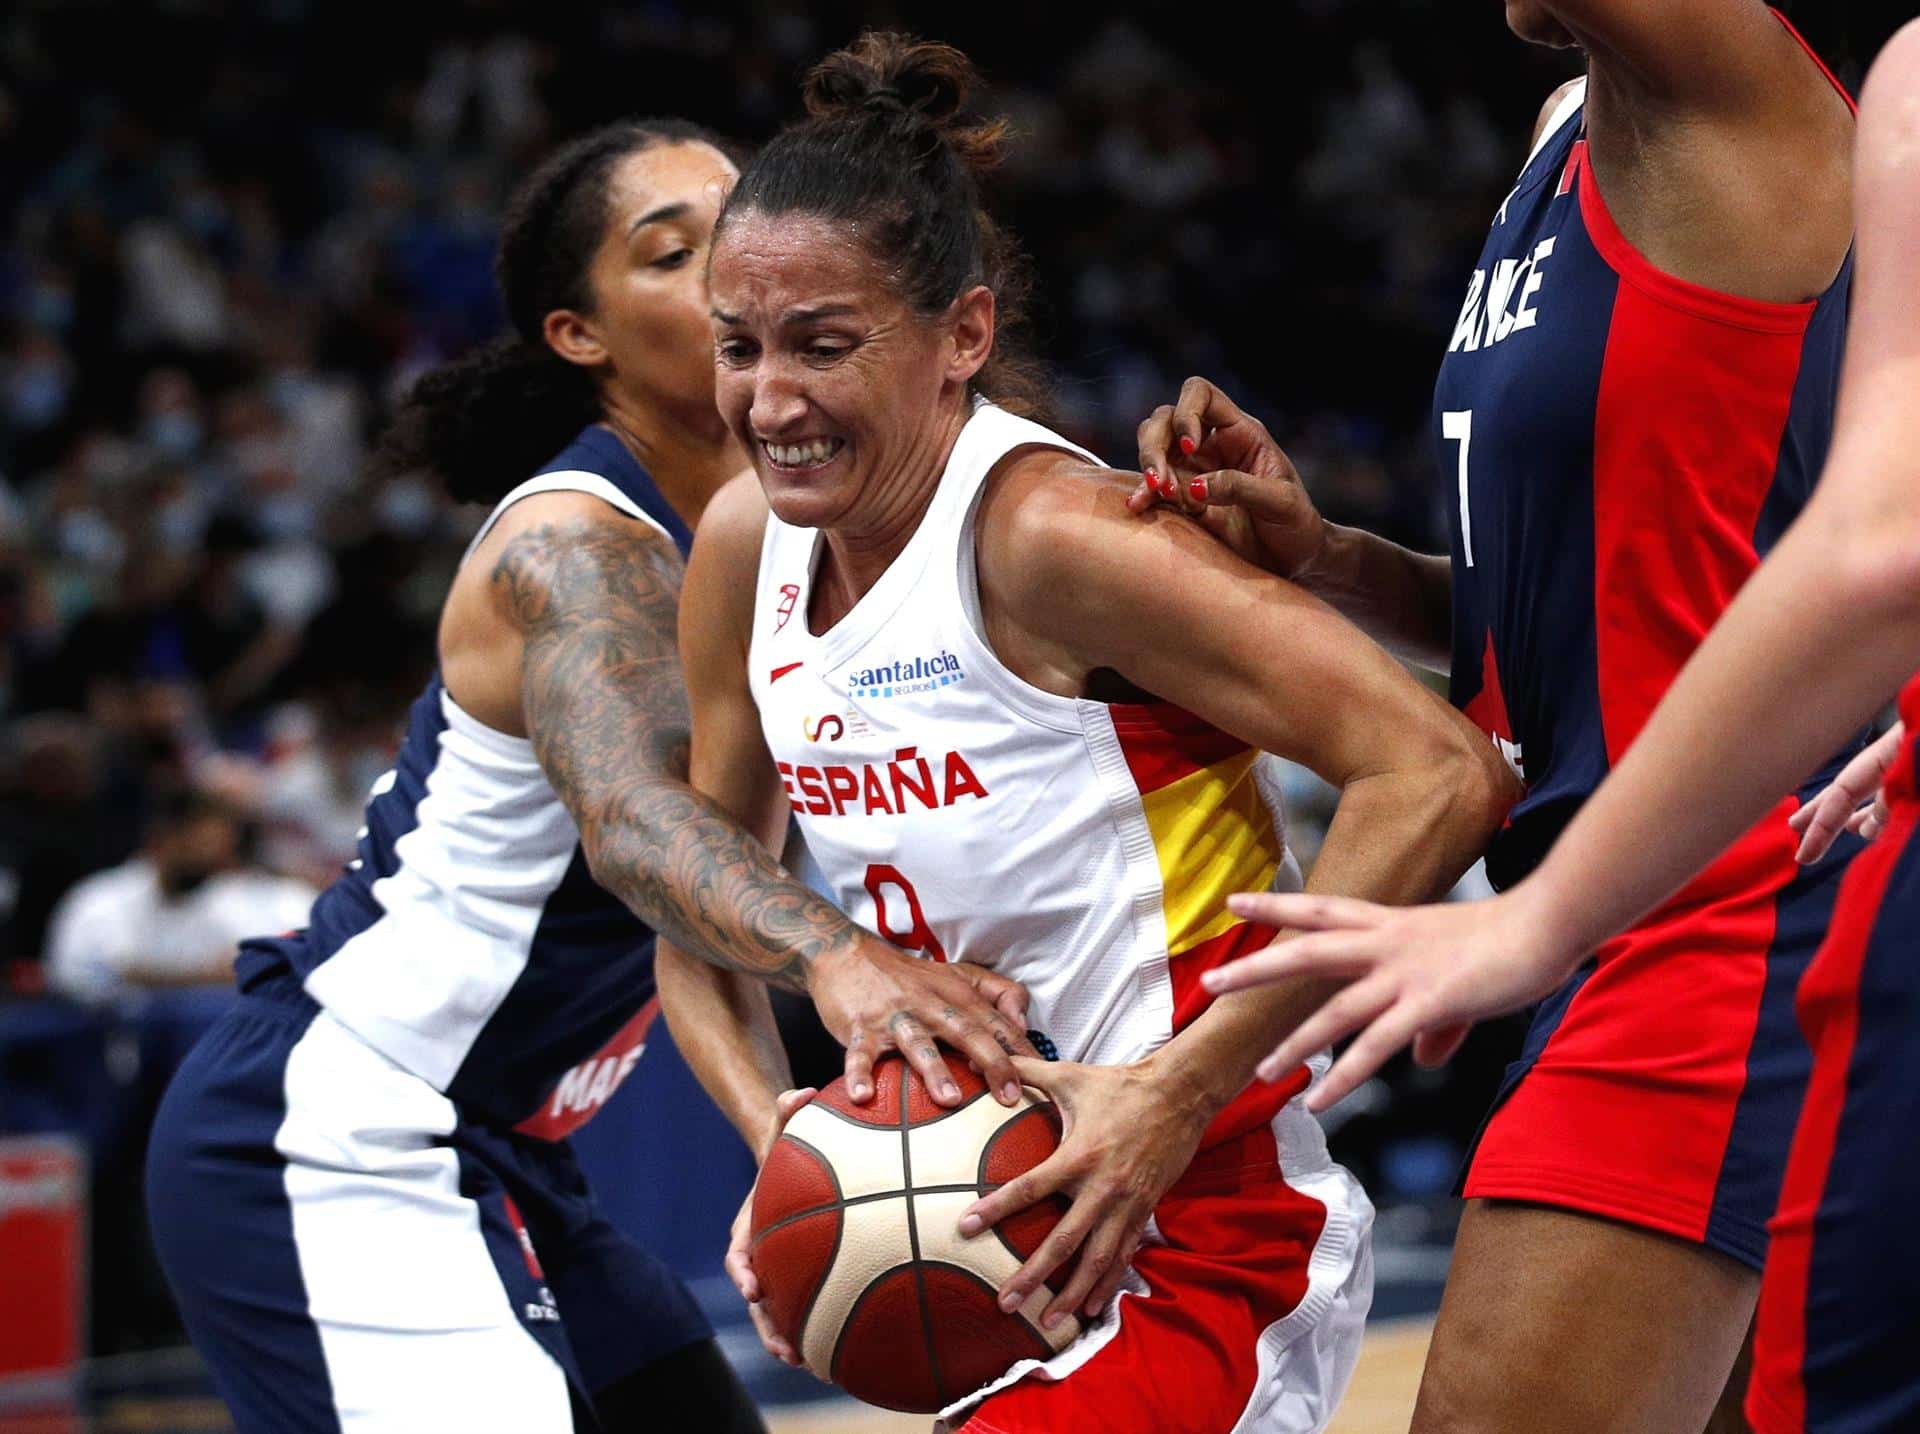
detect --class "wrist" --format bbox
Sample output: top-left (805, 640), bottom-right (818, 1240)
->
top-left (1137, 1044), bottom-right (1233, 1126)
top-left (1505, 870), bottom-right (1592, 979)
top-left (1298, 520), bottom-right (1355, 594)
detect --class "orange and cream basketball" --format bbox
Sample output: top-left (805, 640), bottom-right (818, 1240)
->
top-left (747, 1049), bottom-right (1076, 1412)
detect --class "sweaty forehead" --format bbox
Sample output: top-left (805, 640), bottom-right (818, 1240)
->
top-left (710, 212), bottom-right (894, 321)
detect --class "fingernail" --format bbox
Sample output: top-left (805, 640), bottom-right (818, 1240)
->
top-left (1000, 1292), bottom-right (1022, 1312)
top-left (1002, 1082), bottom-right (1021, 1105)
top-left (852, 1082), bottom-right (870, 1100)
top-left (1188, 477), bottom-right (1207, 503)
top-left (959, 1214), bottom-right (982, 1237)
top-left (940, 1081), bottom-right (960, 1102)
top-left (1257, 1059), bottom-right (1282, 1083)
top-left (1179, 435), bottom-right (1196, 456)
top-left (1144, 467), bottom-right (1158, 490)
top-left (1201, 970), bottom-right (1224, 992)
top-left (1043, 1311), bottom-right (1064, 1330)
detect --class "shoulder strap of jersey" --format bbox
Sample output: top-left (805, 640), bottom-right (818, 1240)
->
top-left (1523, 76), bottom-right (1588, 173)
top-left (461, 470), bottom-right (676, 566)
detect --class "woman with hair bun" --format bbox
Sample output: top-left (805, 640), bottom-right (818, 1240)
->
top-left (145, 117), bottom-right (1037, 1432)
top-left (669, 32), bottom-right (1516, 1432)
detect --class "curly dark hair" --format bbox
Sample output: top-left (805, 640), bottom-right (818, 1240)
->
top-left (373, 118), bottom-right (732, 504)
top-left (716, 32), bottom-right (1047, 419)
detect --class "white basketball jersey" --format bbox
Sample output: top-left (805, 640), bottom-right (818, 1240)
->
top-left (750, 401), bottom-right (1318, 1153)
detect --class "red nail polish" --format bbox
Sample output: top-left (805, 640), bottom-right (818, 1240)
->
top-left (1143, 467), bottom-right (1158, 491)
top-left (1188, 477), bottom-right (1207, 503)
top-left (1178, 435), bottom-right (1197, 456)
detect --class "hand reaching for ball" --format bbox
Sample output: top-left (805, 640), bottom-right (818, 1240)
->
top-left (728, 1086), bottom-right (818, 1371)
top-left (957, 1056), bottom-right (1206, 1332)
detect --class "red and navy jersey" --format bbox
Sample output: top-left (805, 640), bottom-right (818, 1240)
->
top-left (1438, 46), bottom-right (1860, 889)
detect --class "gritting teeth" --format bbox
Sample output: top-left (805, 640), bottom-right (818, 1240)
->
top-left (766, 439), bottom-right (840, 467)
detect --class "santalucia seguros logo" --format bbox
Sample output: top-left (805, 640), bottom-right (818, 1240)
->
top-left (846, 650), bottom-right (965, 700)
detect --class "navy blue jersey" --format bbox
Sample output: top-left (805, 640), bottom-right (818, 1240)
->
top-left (236, 424), bottom-right (694, 1133)
top-left (1436, 61), bottom-right (1859, 890)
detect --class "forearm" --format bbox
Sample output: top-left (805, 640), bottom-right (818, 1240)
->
top-left (1153, 764), bottom-right (1499, 1108)
top-left (1305, 524), bottom-right (1453, 674)
top-left (1520, 513), bottom-right (1920, 958)
top-left (656, 938), bottom-right (795, 1155)
top-left (584, 773), bottom-right (871, 994)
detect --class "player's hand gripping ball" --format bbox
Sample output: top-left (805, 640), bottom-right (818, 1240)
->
top-left (747, 1047), bottom-right (1079, 1412)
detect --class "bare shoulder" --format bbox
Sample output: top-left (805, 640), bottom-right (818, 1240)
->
top-left (440, 488), bottom-right (683, 734)
top-left (976, 449), bottom-right (1141, 587)
top-left (976, 446), bottom-right (1252, 626)
top-left (1861, 21), bottom-right (1920, 155)
top-left (682, 471), bottom-right (770, 660)
top-left (689, 471), bottom-right (771, 574)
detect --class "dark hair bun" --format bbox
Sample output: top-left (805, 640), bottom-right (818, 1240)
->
top-left (803, 32), bottom-right (1004, 175)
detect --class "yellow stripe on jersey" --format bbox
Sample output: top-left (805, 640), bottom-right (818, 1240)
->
top-left (1136, 748), bottom-right (1283, 956)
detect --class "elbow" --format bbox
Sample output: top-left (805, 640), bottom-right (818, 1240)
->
top-left (1835, 527), bottom-right (1920, 632)
top-left (1433, 725), bottom-right (1518, 852)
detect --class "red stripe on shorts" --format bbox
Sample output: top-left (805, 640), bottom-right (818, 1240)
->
top-left (1748, 802), bottom-right (1918, 1432)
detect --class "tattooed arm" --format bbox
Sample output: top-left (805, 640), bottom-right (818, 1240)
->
top-left (439, 486), bottom-right (1032, 1105)
top-left (490, 504), bottom-right (839, 990)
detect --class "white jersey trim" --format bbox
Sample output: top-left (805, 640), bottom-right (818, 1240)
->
top-left (463, 469), bottom-right (674, 563)
top-left (1523, 76), bottom-right (1587, 171)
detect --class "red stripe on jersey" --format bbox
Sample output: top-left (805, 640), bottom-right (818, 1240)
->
top-left (1555, 137), bottom-right (1587, 198)
top-left (1750, 807), bottom-right (1917, 1432)
top-left (1899, 677), bottom-right (1920, 787)
top-left (1166, 920), bottom-right (1311, 1149)
top-left (1590, 282), bottom-right (1809, 771)
top-left (1107, 701), bottom-right (1250, 794)
top-left (1579, 159), bottom-right (1818, 334)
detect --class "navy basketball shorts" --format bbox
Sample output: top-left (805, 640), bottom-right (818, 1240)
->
top-left (145, 971), bottom-right (710, 1432)
top-left (1749, 767), bottom-right (1920, 1434)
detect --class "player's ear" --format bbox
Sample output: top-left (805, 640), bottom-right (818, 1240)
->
top-left (545, 308), bottom-right (608, 369)
top-left (945, 285), bottom-right (995, 386)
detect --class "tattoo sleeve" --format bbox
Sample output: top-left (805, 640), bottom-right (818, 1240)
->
top-left (493, 517), bottom-right (856, 991)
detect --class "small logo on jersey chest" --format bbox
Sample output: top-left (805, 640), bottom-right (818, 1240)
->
top-left (774, 583), bottom-right (801, 631)
top-left (803, 710), bottom-right (870, 743)
top-left (846, 648), bottom-right (965, 699)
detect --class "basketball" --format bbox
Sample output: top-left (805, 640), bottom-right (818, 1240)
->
top-left (746, 1047), bottom-right (1082, 1412)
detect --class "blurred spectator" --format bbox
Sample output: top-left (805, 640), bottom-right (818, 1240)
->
top-left (0, 713), bottom-right (138, 977)
top-left (42, 785), bottom-right (313, 1006)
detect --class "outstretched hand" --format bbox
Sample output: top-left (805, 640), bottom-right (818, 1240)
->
top-left (1204, 888), bottom-right (1583, 1112)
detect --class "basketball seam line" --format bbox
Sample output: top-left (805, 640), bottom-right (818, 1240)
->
top-left (749, 1183), bottom-right (1003, 1245)
top-left (806, 1088), bottom-right (990, 1131)
top-left (901, 1075), bottom-right (950, 1405)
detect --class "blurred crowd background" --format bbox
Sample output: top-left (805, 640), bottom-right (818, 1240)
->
top-left (0, 0), bottom-right (1893, 1367)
